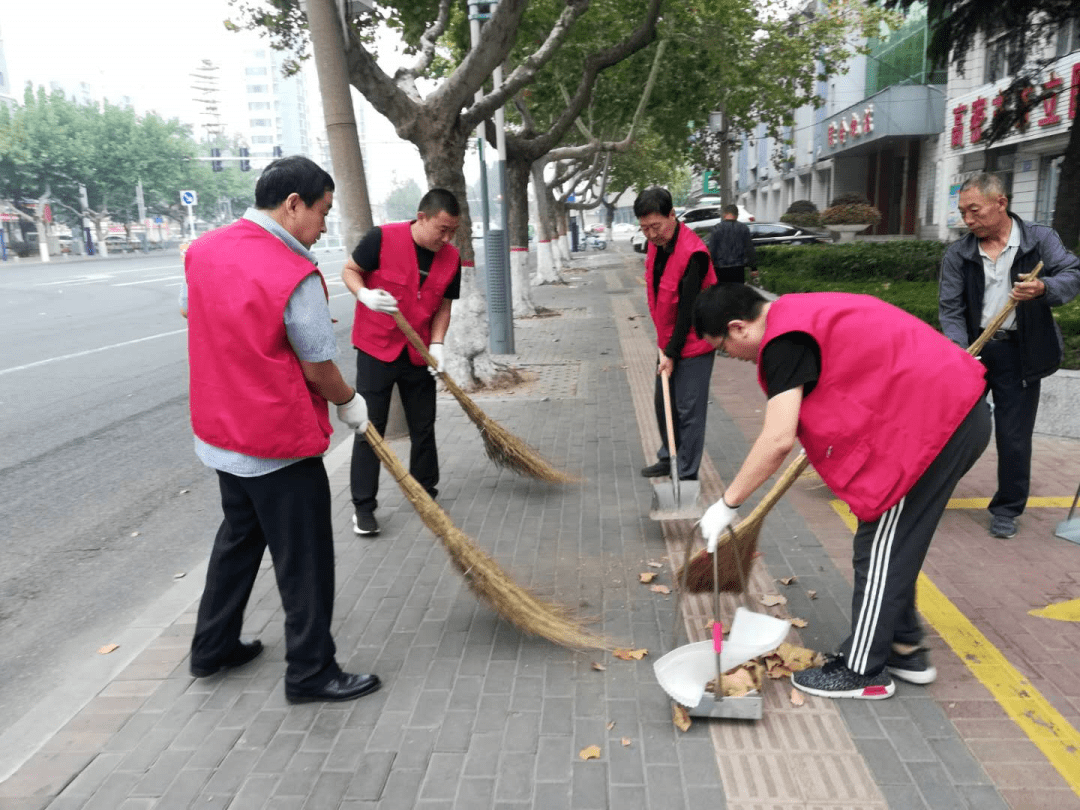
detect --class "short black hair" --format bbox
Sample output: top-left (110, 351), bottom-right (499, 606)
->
top-left (722, 204), bottom-right (739, 218)
top-left (418, 188), bottom-right (461, 218)
top-left (255, 156), bottom-right (335, 209)
top-left (633, 187), bottom-right (673, 218)
top-left (693, 283), bottom-right (767, 339)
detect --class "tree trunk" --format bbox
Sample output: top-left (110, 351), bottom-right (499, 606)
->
top-left (531, 164), bottom-right (562, 286)
top-left (1052, 119), bottom-right (1080, 251)
top-left (506, 156), bottom-right (537, 316)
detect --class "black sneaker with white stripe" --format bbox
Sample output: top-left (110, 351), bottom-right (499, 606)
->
top-left (792, 656), bottom-right (895, 700)
top-left (886, 647), bottom-right (937, 684)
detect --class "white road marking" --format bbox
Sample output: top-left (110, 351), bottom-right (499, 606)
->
top-left (0, 329), bottom-right (187, 377)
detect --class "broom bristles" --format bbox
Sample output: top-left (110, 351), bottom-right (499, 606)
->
top-left (391, 312), bottom-right (578, 484)
top-left (678, 453), bottom-right (810, 593)
top-left (364, 424), bottom-right (609, 650)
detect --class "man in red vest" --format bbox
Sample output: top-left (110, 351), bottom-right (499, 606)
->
top-left (342, 188), bottom-right (462, 536)
top-left (183, 156), bottom-right (381, 704)
top-left (693, 284), bottom-right (990, 700)
top-left (634, 187), bottom-right (719, 483)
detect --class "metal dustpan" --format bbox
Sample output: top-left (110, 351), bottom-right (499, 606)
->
top-left (1055, 479), bottom-right (1080, 545)
top-left (649, 368), bottom-right (704, 521)
top-left (655, 543), bottom-right (790, 719)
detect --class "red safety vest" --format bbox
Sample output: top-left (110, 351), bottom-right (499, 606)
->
top-left (351, 221), bottom-right (459, 365)
top-left (645, 222), bottom-right (717, 359)
top-left (758, 293), bottom-right (987, 522)
top-left (186, 219), bottom-right (332, 459)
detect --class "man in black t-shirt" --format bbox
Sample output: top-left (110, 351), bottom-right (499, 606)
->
top-left (691, 284), bottom-right (990, 701)
top-left (341, 189), bottom-right (463, 536)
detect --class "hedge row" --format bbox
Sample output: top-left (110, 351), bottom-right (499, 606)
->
top-left (756, 242), bottom-right (1080, 370)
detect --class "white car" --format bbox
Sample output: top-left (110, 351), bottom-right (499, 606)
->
top-left (630, 232), bottom-right (647, 253)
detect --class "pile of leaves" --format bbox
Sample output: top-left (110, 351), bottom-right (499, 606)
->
top-left (705, 642), bottom-right (825, 697)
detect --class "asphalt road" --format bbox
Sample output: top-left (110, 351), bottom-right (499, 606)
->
top-left (0, 245), bottom-right (359, 728)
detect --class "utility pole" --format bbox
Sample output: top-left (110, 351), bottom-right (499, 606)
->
top-left (307, 0), bottom-right (373, 249)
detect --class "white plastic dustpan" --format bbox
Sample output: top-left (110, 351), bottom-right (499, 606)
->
top-left (653, 608), bottom-right (791, 708)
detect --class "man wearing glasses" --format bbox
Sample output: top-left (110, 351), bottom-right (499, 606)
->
top-left (692, 283), bottom-right (990, 700)
top-left (634, 186), bottom-right (718, 482)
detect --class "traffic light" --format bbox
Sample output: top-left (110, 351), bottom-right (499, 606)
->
top-left (272, 145), bottom-right (283, 158)
top-left (211, 147), bottom-right (223, 172)
top-left (239, 147), bottom-right (250, 172)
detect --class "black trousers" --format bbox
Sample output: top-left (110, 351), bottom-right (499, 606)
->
top-left (981, 338), bottom-right (1041, 518)
top-left (652, 351), bottom-right (714, 479)
top-left (351, 347), bottom-right (438, 514)
top-left (839, 398), bottom-right (991, 675)
top-left (191, 458), bottom-right (340, 691)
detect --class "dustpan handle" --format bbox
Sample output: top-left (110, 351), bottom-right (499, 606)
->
top-left (713, 541), bottom-right (723, 701)
top-left (1068, 478), bottom-right (1080, 523)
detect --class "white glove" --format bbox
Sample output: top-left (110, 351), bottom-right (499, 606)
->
top-left (357, 287), bottom-right (398, 314)
top-left (335, 391), bottom-right (369, 432)
top-left (699, 498), bottom-right (739, 553)
top-left (428, 343), bottom-right (444, 376)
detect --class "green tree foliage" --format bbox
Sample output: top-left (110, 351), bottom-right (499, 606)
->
top-left (0, 85), bottom-right (254, 233)
top-left (383, 177), bottom-right (424, 222)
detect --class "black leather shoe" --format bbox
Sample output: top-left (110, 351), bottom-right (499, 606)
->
top-left (190, 639), bottom-right (263, 678)
top-left (285, 672), bottom-right (382, 704)
top-left (641, 461), bottom-right (670, 478)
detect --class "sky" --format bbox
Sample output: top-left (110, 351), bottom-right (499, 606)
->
top-left (0, 0), bottom-right (431, 195)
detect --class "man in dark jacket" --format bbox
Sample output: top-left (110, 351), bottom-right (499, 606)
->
top-left (707, 204), bottom-right (756, 283)
top-left (939, 172), bottom-right (1080, 539)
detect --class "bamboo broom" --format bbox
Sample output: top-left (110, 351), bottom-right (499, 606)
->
top-left (678, 262), bottom-right (1045, 593)
top-left (390, 311), bottom-right (578, 484)
top-left (679, 453), bottom-right (810, 592)
top-left (362, 423), bottom-right (609, 649)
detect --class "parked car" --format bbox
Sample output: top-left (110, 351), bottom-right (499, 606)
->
top-left (747, 222), bottom-right (830, 246)
top-left (630, 231), bottom-right (647, 253)
top-left (104, 235), bottom-right (141, 253)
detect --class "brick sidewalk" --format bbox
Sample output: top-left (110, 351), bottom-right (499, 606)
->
top-left (2, 244), bottom-right (1079, 809)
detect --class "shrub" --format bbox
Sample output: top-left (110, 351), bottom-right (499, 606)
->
top-left (780, 199), bottom-right (822, 229)
top-left (7, 240), bottom-right (33, 258)
top-left (756, 241), bottom-right (945, 283)
top-left (821, 192), bottom-right (881, 226)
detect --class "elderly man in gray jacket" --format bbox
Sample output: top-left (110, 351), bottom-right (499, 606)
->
top-left (939, 172), bottom-right (1080, 540)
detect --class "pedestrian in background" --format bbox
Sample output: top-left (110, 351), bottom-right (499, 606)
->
top-left (634, 186), bottom-right (718, 482)
top-left (182, 156), bottom-right (381, 704)
top-left (707, 203), bottom-right (756, 284)
top-left (693, 284), bottom-right (990, 699)
top-left (342, 188), bottom-right (462, 536)
top-left (939, 172), bottom-right (1080, 539)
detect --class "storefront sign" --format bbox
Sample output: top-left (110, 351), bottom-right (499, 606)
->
top-left (950, 59), bottom-right (1080, 150)
top-left (827, 106), bottom-right (874, 147)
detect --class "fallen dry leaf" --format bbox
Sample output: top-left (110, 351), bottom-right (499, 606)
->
top-left (613, 648), bottom-right (648, 661)
top-left (779, 575), bottom-right (797, 585)
top-left (673, 704), bottom-right (691, 732)
top-left (760, 594), bottom-right (788, 607)
top-left (790, 617), bottom-right (808, 628)
top-left (579, 745), bottom-right (601, 761)
top-left (638, 572), bottom-right (657, 583)
top-left (130, 531), bottom-right (140, 537)
top-left (807, 590), bottom-right (818, 599)
top-left (591, 662), bottom-right (606, 672)
top-left (647, 560), bottom-right (664, 568)
top-left (97, 644), bottom-right (119, 655)
top-left (649, 584), bottom-right (671, 595)
top-left (790, 688), bottom-right (806, 707)
top-left (606, 720), bottom-right (616, 730)
top-left (621, 737), bottom-right (632, 747)
top-left (173, 572), bottom-right (186, 580)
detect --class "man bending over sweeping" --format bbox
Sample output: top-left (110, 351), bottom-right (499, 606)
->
top-left (692, 284), bottom-right (990, 700)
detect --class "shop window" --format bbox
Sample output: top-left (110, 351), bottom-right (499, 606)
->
top-left (1035, 155), bottom-right (1063, 225)
top-left (985, 34), bottom-right (1024, 84)
top-left (1056, 18), bottom-right (1080, 57)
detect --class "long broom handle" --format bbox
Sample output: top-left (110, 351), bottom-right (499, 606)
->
top-left (660, 367), bottom-right (680, 507)
top-left (391, 310), bottom-right (441, 369)
top-left (966, 261), bottom-right (1043, 357)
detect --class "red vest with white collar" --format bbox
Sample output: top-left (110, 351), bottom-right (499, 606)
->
top-left (186, 218), bottom-right (332, 459)
top-left (645, 222), bottom-right (717, 358)
top-left (351, 221), bottom-right (459, 365)
top-left (758, 293), bottom-right (986, 522)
